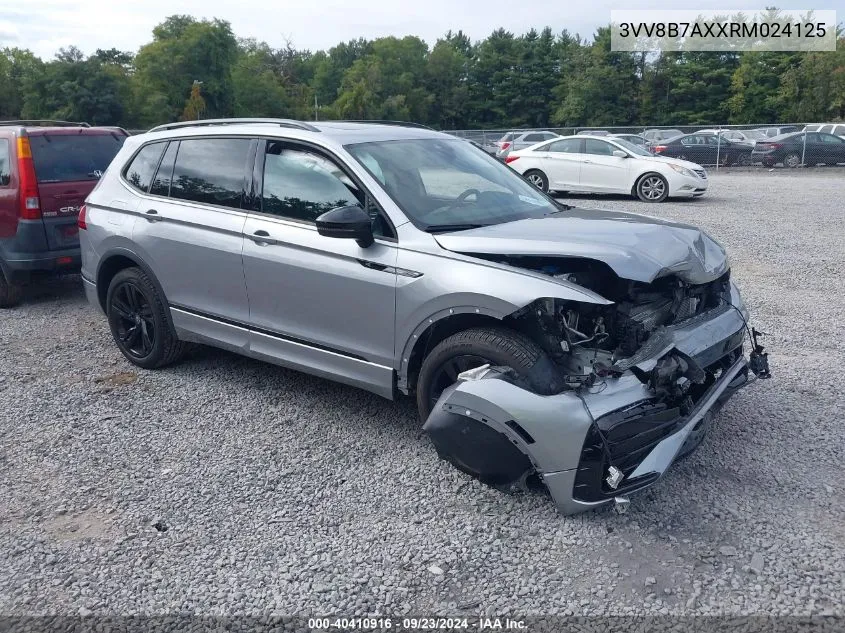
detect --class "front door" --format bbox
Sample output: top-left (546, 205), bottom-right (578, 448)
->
top-left (241, 139), bottom-right (397, 398)
top-left (578, 139), bottom-right (631, 193)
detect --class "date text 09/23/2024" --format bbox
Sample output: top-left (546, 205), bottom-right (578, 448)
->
top-left (308, 617), bottom-right (527, 630)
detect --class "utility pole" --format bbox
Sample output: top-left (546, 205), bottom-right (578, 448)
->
top-left (314, 94), bottom-right (319, 121)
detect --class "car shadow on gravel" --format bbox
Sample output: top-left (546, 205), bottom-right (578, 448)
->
top-left (180, 343), bottom-right (422, 432)
top-left (14, 274), bottom-right (85, 306)
top-left (553, 192), bottom-right (707, 204)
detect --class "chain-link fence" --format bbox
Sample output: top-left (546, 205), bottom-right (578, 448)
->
top-left (446, 123), bottom-right (845, 170)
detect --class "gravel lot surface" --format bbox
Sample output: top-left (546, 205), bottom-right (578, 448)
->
top-left (1, 171), bottom-right (843, 620)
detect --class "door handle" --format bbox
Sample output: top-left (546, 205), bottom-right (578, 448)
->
top-left (583, 160), bottom-right (593, 164)
top-left (144, 209), bottom-right (161, 222)
top-left (251, 229), bottom-right (272, 246)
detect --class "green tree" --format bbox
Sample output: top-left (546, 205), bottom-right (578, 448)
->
top-left (232, 40), bottom-right (292, 117)
top-left (133, 15), bottom-right (238, 126)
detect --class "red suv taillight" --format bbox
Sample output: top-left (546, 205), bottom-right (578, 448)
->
top-left (77, 204), bottom-right (87, 230)
top-left (16, 137), bottom-right (41, 220)
top-left (500, 142), bottom-right (512, 151)
top-left (651, 145), bottom-right (667, 153)
top-left (505, 155), bottom-right (520, 164)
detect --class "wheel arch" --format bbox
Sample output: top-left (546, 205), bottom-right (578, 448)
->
top-left (400, 309), bottom-right (504, 395)
top-left (632, 170), bottom-right (668, 198)
top-left (95, 248), bottom-right (176, 330)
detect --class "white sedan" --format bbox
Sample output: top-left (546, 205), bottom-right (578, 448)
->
top-left (505, 135), bottom-right (708, 202)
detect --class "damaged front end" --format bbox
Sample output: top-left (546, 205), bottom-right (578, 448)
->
top-left (423, 261), bottom-right (770, 515)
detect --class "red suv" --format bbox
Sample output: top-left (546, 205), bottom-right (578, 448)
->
top-left (0, 120), bottom-right (127, 307)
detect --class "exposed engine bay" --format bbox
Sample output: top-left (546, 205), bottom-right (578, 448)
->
top-left (423, 254), bottom-right (771, 515)
top-left (501, 256), bottom-right (735, 395)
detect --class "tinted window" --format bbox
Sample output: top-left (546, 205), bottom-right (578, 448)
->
top-left (546, 139), bottom-right (581, 153)
top-left (523, 134), bottom-right (545, 142)
top-left (124, 142), bottom-right (165, 192)
top-left (0, 139), bottom-right (9, 186)
top-left (820, 133), bottom-right (844, 144)
top-left (261, 142), bottom-right (362, 223)
top-left (584, 139), bottom-right (615, 156)
top-left (169, 138), bottom-right (250, 208)
top-left (151, 142), bottom-right (178, 197)
top-left (819, 125), bottom-right (833, 134)
top-left (29, 133), bottom-right (125, 183)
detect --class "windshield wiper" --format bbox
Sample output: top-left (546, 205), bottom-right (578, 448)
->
top-left (424, 223), bottom-right (487, 234)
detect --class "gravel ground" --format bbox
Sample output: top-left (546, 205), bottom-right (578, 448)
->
top-left (1, 171), bottom-right (843, 620)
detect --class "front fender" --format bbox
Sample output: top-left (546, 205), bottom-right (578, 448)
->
top-left (394, 248), bottom-right (612, 386)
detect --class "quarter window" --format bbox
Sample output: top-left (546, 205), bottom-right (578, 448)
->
top-left (0, 139), bottom-right (9, 186)
top-left (261, 142), bottom-right (363, 223)
top-left (124, 142), bottom-right (165, 193)
top-left (523, 133), bottom-right (546, 142)
top-left (150, 142), bottom-right (178, 197)
top-left (169, 138), bottom-right (251, 209)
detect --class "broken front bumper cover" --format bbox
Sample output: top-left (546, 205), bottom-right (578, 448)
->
top-left (423, 304), bottom-right (757, 515)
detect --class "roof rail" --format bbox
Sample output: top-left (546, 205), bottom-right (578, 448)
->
top-left (0, 119), bottom-right (90, 128)
top-left (336, 120), bottom-right (435, 130)
top-left (148, 118), bottom-right (320, 133)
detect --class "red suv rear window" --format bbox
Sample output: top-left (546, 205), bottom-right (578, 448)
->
top-left (28, 133), bottom-right (126, 183)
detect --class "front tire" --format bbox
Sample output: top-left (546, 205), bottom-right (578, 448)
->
top-left (523, 169), bottom-right (549, 193)
top-left (416, 327), bottom-right (559, 422)
top-left (635, 173), bottom-right (669, 202)
top-left (106, 267), bottom-right (186, 369)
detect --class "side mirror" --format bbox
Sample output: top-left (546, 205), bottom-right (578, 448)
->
top-left (612, 150), bottom-right (628, 158)
top-left (316, 205), bottom-right (374, 248)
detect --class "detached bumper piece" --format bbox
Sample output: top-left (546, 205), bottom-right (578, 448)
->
top-left (423, 305), bottom-right (764, 515)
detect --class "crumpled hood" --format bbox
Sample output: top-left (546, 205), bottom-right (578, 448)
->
top-left (434, 208), bottom-right (729, 284)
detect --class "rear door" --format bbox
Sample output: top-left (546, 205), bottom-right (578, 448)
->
top-left (28, 130), bottom-right (126, 250)
top-left (130, 137), bottom-right (252, 348)
top-left (540, 138), bottom-right (582, 189)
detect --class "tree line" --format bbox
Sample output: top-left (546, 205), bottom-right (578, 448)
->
top-left (0, 14), bottom-right (842, 131)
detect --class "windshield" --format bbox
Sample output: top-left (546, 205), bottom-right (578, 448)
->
top-left (612, 138), bottom-right (651, 156)
top-left (346, 138), bottom-right (560, 231)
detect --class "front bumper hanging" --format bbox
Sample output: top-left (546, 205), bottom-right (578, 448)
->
top-left (423, 304), bottom-right (765, 515)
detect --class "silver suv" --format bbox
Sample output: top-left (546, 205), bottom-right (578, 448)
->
top-left (80, 119), bottom-right (768, 515)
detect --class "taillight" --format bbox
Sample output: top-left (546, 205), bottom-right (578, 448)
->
top-left (505, 155), bottom-right (520, 164)
top-left (77, 204), bottom-right (87, 230)
top-left (16, 137), bottom-right (40, 220)
top-left (652, 145), bottom-right (667, 153)
top-left (501, 142), bottom-right (511, 150)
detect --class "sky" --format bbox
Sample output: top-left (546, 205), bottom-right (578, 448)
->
top-left (1, 0), bottom-right (843, 60)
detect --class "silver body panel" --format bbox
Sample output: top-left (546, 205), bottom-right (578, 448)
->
top-left (81, 120), bottom-right (760, 515)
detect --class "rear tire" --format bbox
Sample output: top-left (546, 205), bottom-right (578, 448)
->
top-left (416, 326), bottom-right (560, 422)
top-left (106, 267), bottom-right (186, 369)
top-left (523, 169), bottom-right (549, 193)
top-left (0, 273), bottom-right (22, 308)
top-left (783, 152), bottom-right (801, 168)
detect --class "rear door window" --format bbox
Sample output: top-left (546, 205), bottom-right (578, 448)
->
top-left (169, 138), bottom-right (251, 209)
top-left (124, 142), bottom-right (165, 193)
top-left (29, 133), bottom-right (125, 183)
top-left (0, 139), bottom-right (9, 186)
top-left (546, 139), bottom-right (581, 153)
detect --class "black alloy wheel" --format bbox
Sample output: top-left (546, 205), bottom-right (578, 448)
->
top-left (110, 281), bottom-right (156, 359)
